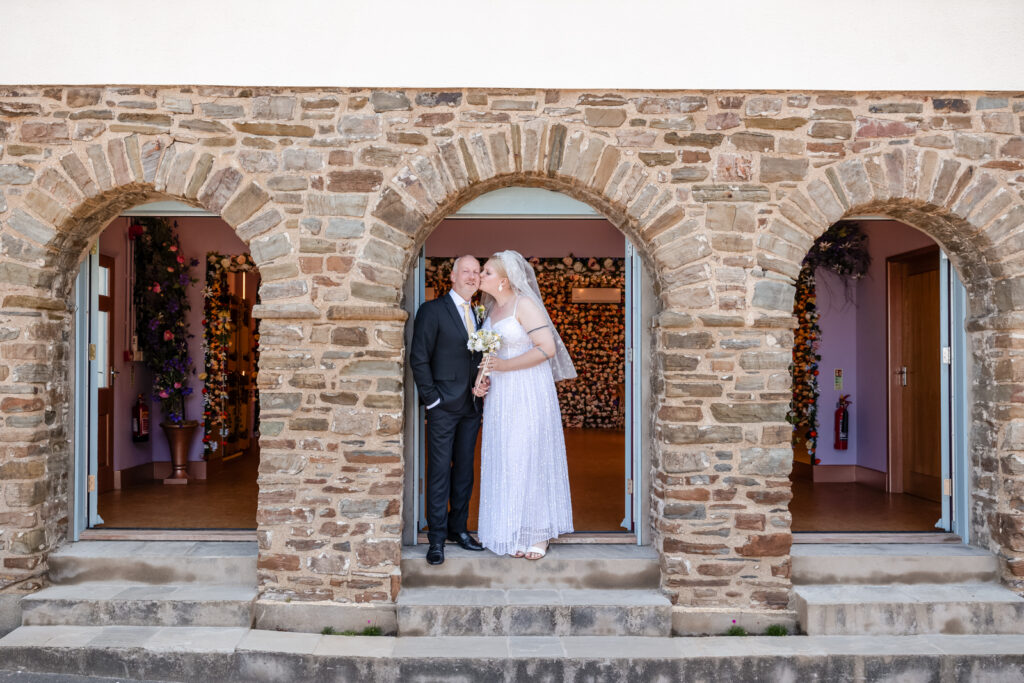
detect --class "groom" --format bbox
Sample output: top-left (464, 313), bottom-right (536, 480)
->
top-left (410, 254), bottom-right (486, 565)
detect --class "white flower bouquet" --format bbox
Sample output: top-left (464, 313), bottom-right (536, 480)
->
top-left (467, 329), bottom-right (502, 390)
top-left (467, 329), bottom-right (501, 355)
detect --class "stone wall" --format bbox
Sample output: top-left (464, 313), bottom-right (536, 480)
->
top-left (1, 87), bottom-right (1023, 625)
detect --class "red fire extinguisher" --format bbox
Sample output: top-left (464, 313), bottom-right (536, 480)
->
top-left (834, 394), bottom-right (851, 450)
top-left (132, 394), bottom-right (150, 443)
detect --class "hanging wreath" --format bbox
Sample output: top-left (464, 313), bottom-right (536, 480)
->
top-left (787, 222), bottom-right (870, 463)
top-left (201, 252), bottom-right (258, 455)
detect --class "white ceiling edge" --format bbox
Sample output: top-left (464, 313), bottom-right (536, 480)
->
top-left (122, 189), bottom-right (601, 220)
top-left (5, 1), bottom-right (1024, 90)
top-left (121, 202), bottom-right (216, 217)
top-left (451, 188), bottom-right (600, 219)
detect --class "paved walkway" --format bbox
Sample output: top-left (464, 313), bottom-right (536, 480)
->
top-left (2, 626), bottom-right (1023, 681)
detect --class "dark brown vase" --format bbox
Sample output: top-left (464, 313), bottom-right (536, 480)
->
top-left (162, 421), bottom-right (199, 483)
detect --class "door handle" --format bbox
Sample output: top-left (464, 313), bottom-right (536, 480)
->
top-left (895, 366), bottom-right (907, 386)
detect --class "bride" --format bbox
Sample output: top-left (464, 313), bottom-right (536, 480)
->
top-left (474, 250), bottom-right (575, 560)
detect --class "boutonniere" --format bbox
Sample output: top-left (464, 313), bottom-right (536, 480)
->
top-left (474, 303), bottom-right (487, 324)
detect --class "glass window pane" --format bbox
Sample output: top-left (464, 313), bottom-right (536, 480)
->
top-left (97, 311), bottom-right (108, 388)
top-left (98, 265), bottom-right (110, 297)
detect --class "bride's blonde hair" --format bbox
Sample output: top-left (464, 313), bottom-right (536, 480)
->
top-left (485, 254), bottom-right (508, 280)
top-left (480, 254), bottom-right (511, 312)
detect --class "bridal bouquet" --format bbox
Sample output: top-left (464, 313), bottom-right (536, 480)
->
top-left (467, 329), bottom-right (502, 390)
top-left (467, 329), bottom-right (501, 355)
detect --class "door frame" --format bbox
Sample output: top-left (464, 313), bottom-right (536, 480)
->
top-left (72, 245), bottom-right (105, 538)
top-left (96, 253), bottom-right (115, 494)
top-left (400, 188), bottom-right (649, 546)
top-left (886, 244), bottom-right (961, 533)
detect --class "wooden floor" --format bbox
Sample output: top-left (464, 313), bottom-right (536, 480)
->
top-left (96, 428), bottom-right (629, 533)
top-left (96, 451), bottom-right (259, 529)
top-left (95, 429), bottom-right (943, 535)
top-left (458, 427), bottom-right (628, 534)
top-left (790, 478), bottom-right (942, 532)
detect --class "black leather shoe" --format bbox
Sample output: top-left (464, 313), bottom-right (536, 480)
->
top-left (447, 532), bottom-right (484, 551)
top-left (426, 543), bottom-right (445, 565)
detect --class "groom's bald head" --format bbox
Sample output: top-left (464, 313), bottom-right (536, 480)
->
top-left (450, 255), bottom-right (481, 299)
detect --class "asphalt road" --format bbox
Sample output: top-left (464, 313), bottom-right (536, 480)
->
top-left (0, 673), bottom-right (166, 682)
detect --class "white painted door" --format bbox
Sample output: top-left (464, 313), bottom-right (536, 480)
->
top-left (940, 252), bottom-right (970, 539)
top-left (623, 239), bottom-right (641, 533)
top-left (73, 248), bottom-right (105, 537)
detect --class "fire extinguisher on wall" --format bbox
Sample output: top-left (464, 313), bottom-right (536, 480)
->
top-left (132, 393), bottom-right (150, 443)
top-left (834, 394), bottom-right (851, 450)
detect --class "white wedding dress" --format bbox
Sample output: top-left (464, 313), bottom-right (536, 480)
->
top-left (478, 301), bottom-right (574, 556)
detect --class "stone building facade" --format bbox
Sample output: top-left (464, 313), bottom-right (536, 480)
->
top-left (0, 86), bottom-right (1023, 630)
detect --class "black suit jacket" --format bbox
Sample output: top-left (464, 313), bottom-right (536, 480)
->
top-left (410, 294), bottom-right (482, 413)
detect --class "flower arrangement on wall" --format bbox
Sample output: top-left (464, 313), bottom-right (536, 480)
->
top-left (201, 252), bottom-right (258, 455)
top-left (426, 255), bottom-right (626, 429)
top-left (787, 222), bottom-right (870, 463)
top-left (131, 218), bottom-right (199, 424)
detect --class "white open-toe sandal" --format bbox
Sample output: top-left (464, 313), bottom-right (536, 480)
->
top-left (525, 542), bottom-right (548, 560)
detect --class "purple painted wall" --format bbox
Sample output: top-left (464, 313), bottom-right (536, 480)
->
top-left (813, 220), bottom-right (935, 472)
top-left (813, 268), bottom-right (859, 466)
top-left (426, 218), bottom-right (624, 257)
top-left (99, 216), bottom-right (248, 473)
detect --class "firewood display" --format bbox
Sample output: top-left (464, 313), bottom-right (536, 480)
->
top-left (425, 256), bottom-right (625, 429)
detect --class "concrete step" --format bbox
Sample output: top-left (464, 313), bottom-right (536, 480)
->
top-left (3, 626), bottom-right (1024, 681)
top-left (396, 588), bottom-right (671, 637)
top-left (20, 582), bottom-right (256, 628)
top-left (401, 544), bottom-right (660, 589)
top-left (794, 582), bottom-right (1024, 635)
top-left (791, 543), bottom-right (999, 585)
top-left (48, 541), bottom-right (258, 586)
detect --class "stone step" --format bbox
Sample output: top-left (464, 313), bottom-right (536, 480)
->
top-left (4, 626), bottom-right (1024, 681)
top-left (794, 582), bottom-right (1024, 635)
top-left (396, 588), bottom-right (671, 637)
top-left (401, 544), bottom-right (660, 589)
top-left (48, 541), bottom-right (258, 586)
top-left (791, 543), bottom-right (999, 585)
top-left (20, 582), bottom-right (256, 628)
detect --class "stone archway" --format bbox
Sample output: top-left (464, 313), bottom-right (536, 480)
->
top-left (0, 135), bottom-right (274, 595)
top-left (764, 155), bottom-right (1024, 590)
top-left (345, 125), bottom-right (773, 620)
top-left (392, 182), bottom-right (664, 547)
top-left (2, 87), bottom-right (1023, 633)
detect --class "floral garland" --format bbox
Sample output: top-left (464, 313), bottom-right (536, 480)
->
top-left (787, 222), bottom-right (870, 463)
top-left (131, 218), bottom-right (199, 424)
top-left (201, 252), bottom-right (258, 454)
top-left (788, 266), bottom-right (822, 460)
top-left (426, 255), bottom-right (626, 429)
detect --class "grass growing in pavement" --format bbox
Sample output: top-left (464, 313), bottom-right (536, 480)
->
top-left (322, 625), bottom-right (383, 636)
top-left (763, 624), bottom-right (789, 636)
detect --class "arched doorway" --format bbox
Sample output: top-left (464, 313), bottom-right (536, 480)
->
top-left (72, 200), bottom-right (261, 537)
top-left (788, 217), bottom-right (971, 538)
top-left (401, 187), bottom-right (657, 546)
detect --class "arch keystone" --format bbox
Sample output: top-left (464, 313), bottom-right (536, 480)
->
top-left (371, 187), bottom-right (425, 236)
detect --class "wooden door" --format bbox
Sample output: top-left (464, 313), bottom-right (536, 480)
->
top-left (888, 247), bottom-right (941, 501)
top-left (96, 254), bottom-right (115, 493)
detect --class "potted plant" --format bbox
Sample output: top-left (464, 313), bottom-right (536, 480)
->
top-left (132, 217), bottom-right (200, 482)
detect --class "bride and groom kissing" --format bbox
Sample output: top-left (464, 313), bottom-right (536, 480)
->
top-left (410, 251), bottom-right (576, 565)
